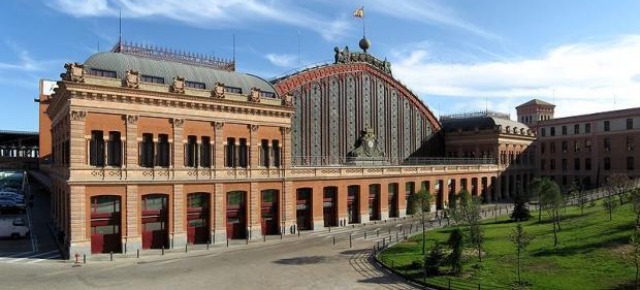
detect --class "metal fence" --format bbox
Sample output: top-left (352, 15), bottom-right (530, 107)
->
top-left (291, 156), bottom-right (497, 167)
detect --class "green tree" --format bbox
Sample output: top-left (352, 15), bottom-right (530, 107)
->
top-left (451, 189), bottom-right (484, 262)
top-left (570, 183), bottom-right (588, 215)
top-left (538, 178), bottom-right (563, 247)
top-left (410, 189), bottom-right (432, 255)
top-left (447, 228), bottom-right (464, 275)
top-left (603, 194), bottom-right (618, 221)
top-left (511, 191), bottom-right (531, 222)
top-left (531, 178), bottom-right (544, 222)
top-left (606, 173), bottom-right (630, 206)
top-left (509, 223), bottom-right (534, 286)
top-left (424, 244), bottom-right (446, 276)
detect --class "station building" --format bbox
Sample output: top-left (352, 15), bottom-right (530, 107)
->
top-left (39, 40), bottom-right (533, 258)
top-left (520, 100), bottom-right (640, 190)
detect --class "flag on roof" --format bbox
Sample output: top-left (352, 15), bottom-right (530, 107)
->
top-left (353, 7), bottom-right (364, 18)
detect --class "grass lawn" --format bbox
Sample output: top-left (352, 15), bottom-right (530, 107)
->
top-left (379, 200), bottom-right (638, 289)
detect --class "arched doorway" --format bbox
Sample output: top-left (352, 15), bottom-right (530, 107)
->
top-left (261, 189), bottom-right (279, 235)
top-left (296, 188), bottom-right (312, 230)
top-left (388, 183), bottom-right (398, 218)
top-left (323, 187), bottom-right (337, 227)
top-left (369, 184), bottom-right (381, 221)
top-left (141, 194), bottom-right (169, 249)
top-left (347, 185), bottom-right (360, 224)
top-left (187, 192), bottom-right (210, 244)
top-left (227, 191), bottom-right (247, 239)
top-left (90, 195), bottom-right (121, 254)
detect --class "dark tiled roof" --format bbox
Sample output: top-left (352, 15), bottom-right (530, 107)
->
top-left (441, 116), bottom-right (528, 132)
top-left (516, 99), bottom-right (555, 108)
top-left (84, 52), bottom-right (277, 95)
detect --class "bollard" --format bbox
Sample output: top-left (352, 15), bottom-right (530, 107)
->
top-left (328, 226), bottom-right (331, 233)
top-left (226, 239), bottom-right (229, 247)
top-left (185, 243), bottom-right (188, 253)
top-left (396, 232), bottom-right (399, 241)
top-left (264, 234), bottom-right (266, 243)
top-left (281, 232), bottom-right (283, 240)
top-left (388, 228), bottom-right (391, 235)
top-left (136, 249), bottom-right (140, 258)
top-left (376, 229), bottom-right (379, 237)
top-left (349, 233), bottom-right (352, 248)
top-left (410, 224), bottom-right (413, 233)
top-left (83, 254), bottom-right (86, 264)
top-left (246, 237), bottom-right (249, 245)
top-left (298, 230), bottom-right (301, 237)
top-left (383, 238), bottom-right (386, 248)
top-left (74, 253), bottom-right (79, 264)
top-left (161, 246), bottom-right (165, 255)
top-left (364, 231), bottom-right (367, 240)
top-left (333, 236), bottom-right (336, 246)
top-left (207, 241), bottom-right (210, 250)
top-left (110, 251), bottom-right (113, 261)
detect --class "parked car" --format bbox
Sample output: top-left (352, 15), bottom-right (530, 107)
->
top-left (0, 198), bottom-right (25, 214)
top-left (0, 218), bottom-right (30, 239)
top-left (0, 191), bottom-right (24, 201)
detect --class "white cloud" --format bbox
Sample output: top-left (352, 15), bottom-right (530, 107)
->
top-left (0, 40), bottom-right (59, 72)
top-left (48, 0), bottom-right (353, 41)
top-left (392, 35), bottom-right (640, 118)
top-left (265, 53), bottom-right (297, 68)
top-left (369, 1), bottom-right (500, 40)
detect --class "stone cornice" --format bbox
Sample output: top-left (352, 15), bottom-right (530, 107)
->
top-left (60, 80), bottom-right (294, 120)
top-left (272, 62), bottom-right (441, 131)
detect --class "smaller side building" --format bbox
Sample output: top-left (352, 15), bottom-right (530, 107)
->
top-left (441, 111), bottom-right (536, 200)
top-left (534, 105), bottom-right (640, 190)
top-left (516, 98), bottom-right (555, 131)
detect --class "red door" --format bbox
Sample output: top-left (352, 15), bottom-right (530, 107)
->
top-left (187, 193), bottom-right (209, 244)
top-left (141, 195), bottom-right (168, 249)
top-left (323, 188), bottom-right (337, 227)
top-left (347, 186), bottom-right (360, 224)
top-left (261, 190), bottom-right (278, 235)
top-left (388, 188), bottom-right (398, 218)
top-left (90, 196), bottom-right (121, 254)
top-left (296, 189), bottom-right (312, 230)
top-left (227, 191), bottom-right (246, 239)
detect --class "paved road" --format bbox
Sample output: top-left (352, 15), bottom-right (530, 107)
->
top-left (0, 217), bottom-right (431, 290)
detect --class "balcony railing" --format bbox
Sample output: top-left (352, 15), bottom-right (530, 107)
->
top-left (291, 156), bottom-right (497, 167)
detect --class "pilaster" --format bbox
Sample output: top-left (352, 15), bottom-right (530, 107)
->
top-left (69, 110), bottom-right (86, 166)
top-left (125, 115), bottom-right (139, 169)
top-left (283, 180), bottom-right (296, 234)
top-left (214, 122), bottom-right (225, 170)
top-left (172, 119), bottom-right (184, 169)
top-left (212, 183), bottom-right (226, 243)
top-left (125, 185), bottom-right (142, 253)
top-left (248, 182), bottom-right (262, 239)
top-left (69, 185), bottom-right (90, 256)
top-left (172, 184), bottom-right (186, 248)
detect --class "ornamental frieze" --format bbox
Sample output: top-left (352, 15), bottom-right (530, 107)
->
top-left (171, 76), bottom-right (185, 94)
top-left (124, 70), bottom-right (140, 89)
top-left (61, 62), bottom-right (85, 83)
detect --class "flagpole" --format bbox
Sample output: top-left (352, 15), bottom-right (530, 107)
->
top-left (362, 6), bottom-right (366, 38)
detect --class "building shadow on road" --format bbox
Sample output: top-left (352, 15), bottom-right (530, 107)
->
top-left (273, 255), bottom-right (334, 265)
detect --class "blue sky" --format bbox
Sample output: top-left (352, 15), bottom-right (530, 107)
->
top-left (2, 0), bottom-right (640, 131)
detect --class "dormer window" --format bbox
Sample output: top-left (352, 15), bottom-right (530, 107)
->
top-left (261, 91), bottom-right (276, 98)
top-left (89, 68), bottom-right (117, 78)
top-left (186, 81), bottom-right (206, 90)
top-left (141, 75), bottom-right (165, 84)
top-left (225, 86), bottom-right (242, 94)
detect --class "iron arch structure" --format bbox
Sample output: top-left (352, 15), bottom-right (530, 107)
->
top-left (272, 49), bottom-right (443, 166)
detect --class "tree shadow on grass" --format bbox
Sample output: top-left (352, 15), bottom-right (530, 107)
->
top-left (531, 235), bottom-right (630, 257)
top-left (612, 280), bottom-right (638, 290)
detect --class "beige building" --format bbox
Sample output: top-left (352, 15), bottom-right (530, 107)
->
top-left (41, 41), bottom-right (520, 258)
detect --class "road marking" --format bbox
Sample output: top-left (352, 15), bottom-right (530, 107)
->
top-left (26, 259), bottom-right (44, 264)
top-left (27, 250), bottom-right (59, 258)
top-left (6, 257), bottom-right (28, 263)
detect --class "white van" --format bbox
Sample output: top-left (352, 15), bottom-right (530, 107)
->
top-left (0, 218), bottom-right (30, 239)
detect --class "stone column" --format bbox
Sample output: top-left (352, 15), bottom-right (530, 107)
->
top-left (125, 185), bottom-right (141, 253)
top-left (249, 182), bottom-right (262, 239)
top-left (249, 125), bottom-right (259, 176)
top-left (282, 180), bottom-right (296, 235)
top-left (172, 184), bottom-right (186, 248)
top-left (68, 185), bottom-right (89, 257)
top-left (172, 118), bottom-right (184, 170)
top-left (212, 183), bottom-right (226, 243)
top-left (214, 122), bottom-right (225, 171)
top-left (125, 115), bottom-right (139, 173)
top-left (398, 182), bottom-right (407, 218)
top-left (380, 183), bottom-right (389, 221)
